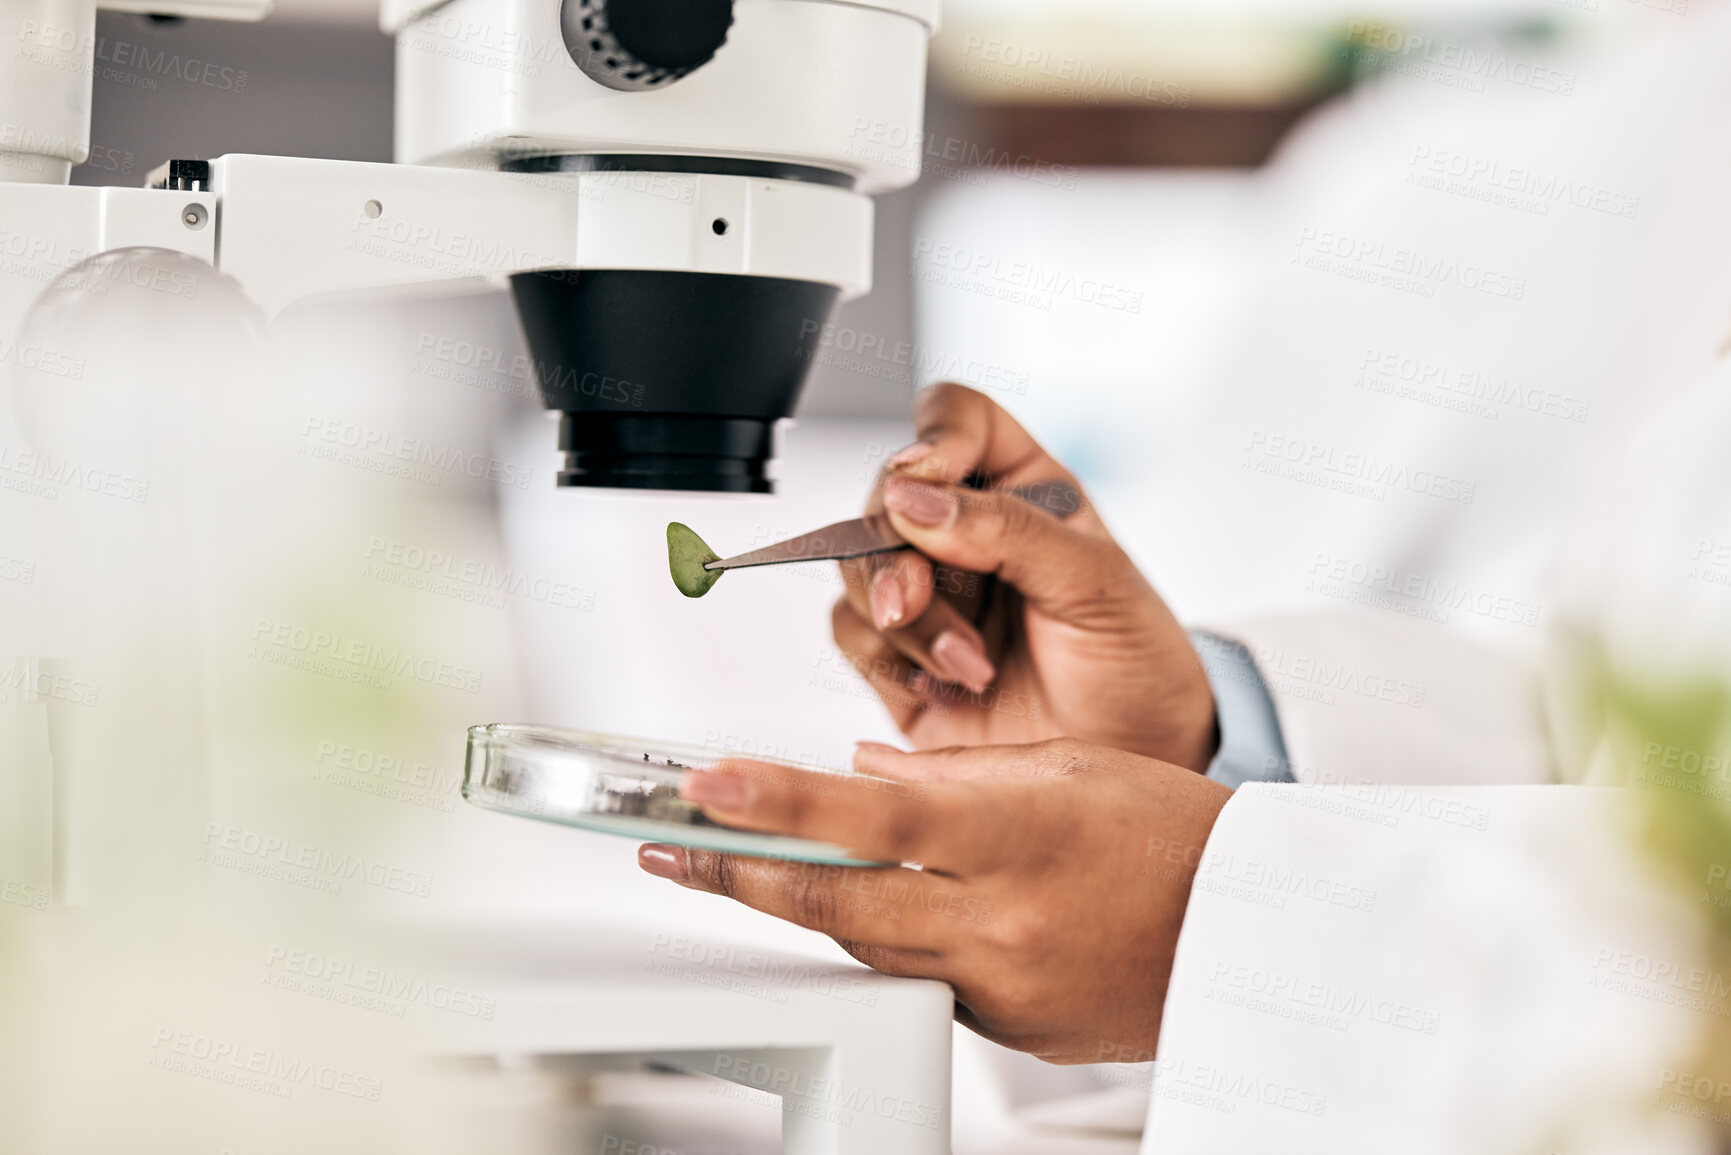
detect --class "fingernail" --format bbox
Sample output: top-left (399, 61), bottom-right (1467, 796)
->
top-left (884, 477), bottom-right (957, 529)
top-left (681, 771), bottom-right (750, 812)
top-left (638, 844), bottom-right (690, 882)
top-left (869, 569), bottom-right (905, 629)
top-left (887, 443), bottom-right (934, 471)
top-left (931, 630), bottom-right (995, 692)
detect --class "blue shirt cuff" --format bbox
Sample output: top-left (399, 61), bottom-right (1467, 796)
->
top-left (1189, 630), bottom-right (1294, 789)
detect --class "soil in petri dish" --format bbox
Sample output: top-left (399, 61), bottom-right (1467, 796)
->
top-left (613, 781), bottom-right (721, 827)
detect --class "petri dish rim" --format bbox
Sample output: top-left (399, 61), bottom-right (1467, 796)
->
top-left (462, 723), bottom-right (892, 867)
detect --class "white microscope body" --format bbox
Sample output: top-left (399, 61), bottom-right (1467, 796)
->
top-left (2, 0), bottom-right (934, 488)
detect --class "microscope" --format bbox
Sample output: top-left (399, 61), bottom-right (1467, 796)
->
top-left (0, 0), bottom-right (936, 492)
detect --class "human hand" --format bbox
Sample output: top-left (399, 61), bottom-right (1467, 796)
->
top-left (837, 383), bottom-right (1216, 771)
top-left (637, 739), bottom-right (1233, 1062)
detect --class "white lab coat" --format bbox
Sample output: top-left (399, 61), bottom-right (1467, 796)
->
top-left (1130, 18), bottom-right (1731, 1148)
top-left (1173, 9), bottom-right (1731, 791)
top-left (1144, 360), bottom-right (1731, 1153)
top-left (1146, 782), bottom-right (1722, 1155)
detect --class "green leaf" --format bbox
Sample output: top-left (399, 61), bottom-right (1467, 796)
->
top-left (667, 522), bottom-right (724, 599)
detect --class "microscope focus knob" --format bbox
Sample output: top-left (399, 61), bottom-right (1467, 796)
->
top-left (562, 0), bottom-right (735, 91)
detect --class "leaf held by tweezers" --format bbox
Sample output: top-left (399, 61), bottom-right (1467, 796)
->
top-left (667, 523), bottom-right (724, 599)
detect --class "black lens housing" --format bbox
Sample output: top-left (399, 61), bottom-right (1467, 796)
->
top-left (510, 268), bottom-right (840, 494)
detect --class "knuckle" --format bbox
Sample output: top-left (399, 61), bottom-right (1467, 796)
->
top-left (703, 851), bottom-right (738, 897)
top-left (988, 909), bottom-right (1051, 958)
top-left (1032, 738), bottom-right (1092, 776)
top-left (918, 380), bottom-right (984, 414)
top-left (782, 872), bottom-right (839, 933)
top-left (986, 490), bottom-right (1039, 543)
top-left (914, 386), bottom-right (989, 447)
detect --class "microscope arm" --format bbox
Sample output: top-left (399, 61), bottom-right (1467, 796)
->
top-left (0, 153), bottom-right (870, 336)
top-left (206, 154), bottom-right (872, 318)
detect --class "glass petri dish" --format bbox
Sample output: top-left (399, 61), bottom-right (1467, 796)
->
top-left (463, 724), bottom-right (888, 866)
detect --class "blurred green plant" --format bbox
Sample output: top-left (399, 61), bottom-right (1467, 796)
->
top-left (1573, 652), bottom-right (1731, 941)
top-left (1562, 632), bottom-right (1731, 1141)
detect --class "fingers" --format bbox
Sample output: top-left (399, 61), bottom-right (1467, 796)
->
top-left (832, 596), bottom-right (1001, 717)
top-left (830, 599), bottom-right (938, 731)
top-left (847, 386), bottom-right (1096, 689)
top-left (847, 590), bottom-right (997, 695)
top-left (676, 759), bottom-right (1002, 874)
top-left (856, 384), bottom-right (1097, 630)
top-left (837, 541), bottom-right (999, 694)
top-left (839, 550), bottom-right (936, 632)
top-left (852, 739), bottom-right (1094, 782)
top-left (641, 844), bottom-right (976, 964)
top-left (880, 475), bottom-right (1142, 614)
top-left (653, 847), bottom-right (953, 950)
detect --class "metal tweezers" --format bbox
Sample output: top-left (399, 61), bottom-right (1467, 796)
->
top-left (702, 478), bottom-right (1083, 573)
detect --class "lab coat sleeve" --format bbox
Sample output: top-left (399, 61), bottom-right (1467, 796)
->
top-left (1142, 783), bottom-right (1720, 1155)
top-left (1203, 609), bottom-right (1555, 786)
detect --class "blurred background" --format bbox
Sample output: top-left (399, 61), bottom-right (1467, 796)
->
top-left (72, 0), bottom-right (1620, 415)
